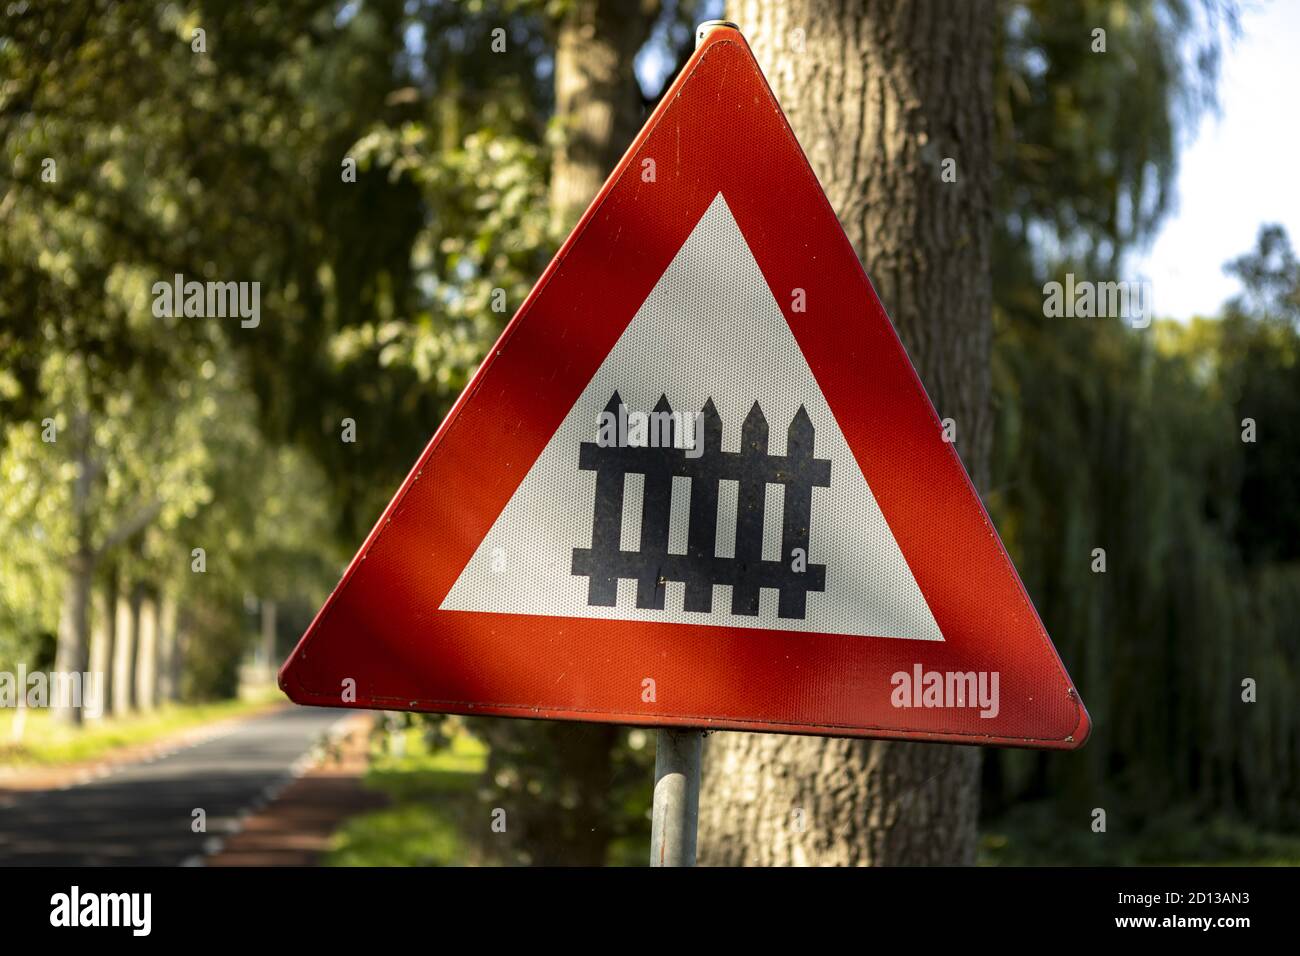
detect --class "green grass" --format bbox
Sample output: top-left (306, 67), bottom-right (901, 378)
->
top-left (981, 803), bottom-right (1300, 866)
top-left (325, 726), bottom-right (489, 867)
top-left (0, 689), bottom-right (284, 767)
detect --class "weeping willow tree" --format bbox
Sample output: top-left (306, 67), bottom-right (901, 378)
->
top-left (977, 0), bottom-right (1300, 862)
top-left (985, 240), bottom-right (1300, 862)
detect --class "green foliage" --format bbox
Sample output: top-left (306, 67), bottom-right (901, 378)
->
top-left (986, 226), bottom-right (1300, 838)
top-left (326, 724), bottom-right (487, 866)
top-left (0, 1), bottom-right (345, 688)
top-left (979, 1), bottom-right (1300, 850)
top-left (0, 427), bottom-right (64, 668)
top-left (474, 719), bottom-right (653, 864)
top-left (983, 804), bottom-right (1300, 866)
top-left (996, 0), bottom-right (1236, 280)
top-left (1220, 227), bottom-right (1300, 563)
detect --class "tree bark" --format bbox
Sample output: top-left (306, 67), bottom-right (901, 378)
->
top-left (260, 599), bottom-right (278, 672)
top-left (52, 548), bottom-right (93, 725)
top-left (88, 575), bottom-right (115, 719)
top-left (157, 592), bottom-right (178, 702)
top-left (52, 414), bottom-right (96, 725)
top-left (134, 589), bottom-right (158, 712)
top-left (112, 587), bottom-right (137, 717)
top-left (549, 0), bottom-right (660, 231)
top-left (474, 0), bottom-right (662, 865)
top-left (170, 607), bottom-right (188, 702)
top-left (698, 0), bottom-right (995, 866)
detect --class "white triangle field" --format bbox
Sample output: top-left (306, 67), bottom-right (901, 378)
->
top-left (441, 193), bottom-right (943, 641)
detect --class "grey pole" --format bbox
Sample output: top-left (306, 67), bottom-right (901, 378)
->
top-left (649, 728), bottom-right (703, 866)
top-left (646, 17), bottom-right (734, 871)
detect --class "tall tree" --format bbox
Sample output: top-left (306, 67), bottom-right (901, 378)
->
top-left (979, 0), bottom-right (1237, 847)
top-left (550, 0), bottom-right (662, 227)
top-left (473, 0), bottom-right (665, 867)
top-left (698, 0), bottom-right (995, 865)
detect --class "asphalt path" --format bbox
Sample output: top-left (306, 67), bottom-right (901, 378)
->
top-left (0, 706), bottom-right (346, 866)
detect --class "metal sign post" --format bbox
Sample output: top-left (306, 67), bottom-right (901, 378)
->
top-left (649, 729), bottom-right (704, 866)
top-left (645, 20), bottom-right (730, 872)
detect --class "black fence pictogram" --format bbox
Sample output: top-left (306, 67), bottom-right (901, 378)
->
top-left (571, 392), bottom-right (830, 619)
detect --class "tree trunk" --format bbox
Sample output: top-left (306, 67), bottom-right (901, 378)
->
top-left (260, 599), bottom-right (278, 672)
top-left (698, 0), bottom-right (995, 866)
top-left (549, 0), bottom-right (660, 231)
top-left (88, 574), bottom-right (115, 719)
top-left (52, 548), bottom-right (93, 725)
top-left (170, 607), bottom-right (188, 702)
top-left (52, 415), bottom-right (96, 725)
top-left (157, 592), bottom-right (178, 702)
top-left (112, 587), bottom-right (137, 717)
top-left (134, 589), bottom-right (158, 712)
top-left (472, 0), bottom-right (662, 866)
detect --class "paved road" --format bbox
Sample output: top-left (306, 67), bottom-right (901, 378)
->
top-left (0, 706), bottom-right (347, 866)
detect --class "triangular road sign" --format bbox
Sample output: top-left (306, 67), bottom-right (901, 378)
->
top-left (281, 25), bottom-right (1090, 749)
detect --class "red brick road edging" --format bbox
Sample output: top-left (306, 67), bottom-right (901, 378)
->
top-left (204, 712), bottom-right (385, 867)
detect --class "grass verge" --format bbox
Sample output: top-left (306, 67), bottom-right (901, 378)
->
top-left (325, 726), bottom-right (488, 867)
top-left (0, 688), bottom-right (284, 767)
top-left (981, 803), bottom-right (1300, 865)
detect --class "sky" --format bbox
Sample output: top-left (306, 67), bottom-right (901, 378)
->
top-left (1133, 0), bottom-right (1300, 320)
